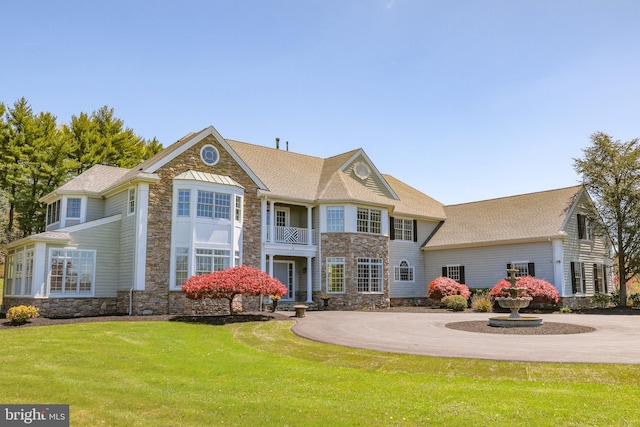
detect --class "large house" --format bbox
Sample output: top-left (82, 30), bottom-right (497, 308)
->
top-left (1, 126), bottom-right (612, 317)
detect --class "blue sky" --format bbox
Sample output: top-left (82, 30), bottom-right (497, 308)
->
top-left (2, 0), bottom-right (639, 205)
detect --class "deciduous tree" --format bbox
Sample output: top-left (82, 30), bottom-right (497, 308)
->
top-left (574, 132), bottom-right (640, 305)
top-left (182, 266), bottom-right (288, 314)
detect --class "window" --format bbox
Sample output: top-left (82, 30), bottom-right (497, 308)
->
top-left (393, 218), bottom-right (414, 241)
top-left (326, 207), bottom-right (344, 232)
top-left (66, 198), bottom-right (81, 218)
top-left (195, 248), bottom-right (230, 275)
top-left (197, 191), bottom-right (214, 218)
top-left (394, 260), bottom-right (414, 282)
top-left (5, 253), bottom-right (14, 295)
top-left (571, 261), bottom-right (586, 294)
top-left (197, 190), bottom-right (231, 219)
top-left (326, 257), bottom-right (345, 293)
top-left (577, 214), bottom-right (592, 240)
top-left (235, 195), bottom-right (242, 221)
top-left (5, 249), bottom-right (35, 296)
top-left (593, 263), bottom-right (602, 294)
top-left (508, 262), bottom-right (535, 278)
top-left (128, 188), bottom-right (136, 215)
top-left (357, 207), bottom-right (381, 234)
top-left (215, 193), bottom-right (231, 219)
top-left (357, 258), bottom-right (383, 292)
top-left (47, 200), bottom-right (61, 225)
top-left (200, 144), bottom-right (219, 166)
top-left (177, 190), bottom-right (190, 217)
top-left (443, 265), bottom-right (465, 284)
top-left (175, 248), bottom-right (189, 287)
top-left (49, 249), bottom-right (95, 295)
top-left (234, 250), bottom-right (241, 267)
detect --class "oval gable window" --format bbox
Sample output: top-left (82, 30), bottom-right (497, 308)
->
top-left (200, 145), bottom-right (219, 166)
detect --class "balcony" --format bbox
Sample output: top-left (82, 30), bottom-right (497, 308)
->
top-left (267, 226), bottom-right (318, 245)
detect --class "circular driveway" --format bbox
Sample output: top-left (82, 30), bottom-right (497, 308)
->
top-left (291, 311), bottom-right (640, 364)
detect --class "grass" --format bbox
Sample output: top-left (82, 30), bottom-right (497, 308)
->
top-left (1, 320), bottom-right (640, 426)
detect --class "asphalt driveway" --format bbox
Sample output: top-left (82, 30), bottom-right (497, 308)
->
top-left (291, 311), bottom-right (640, 364)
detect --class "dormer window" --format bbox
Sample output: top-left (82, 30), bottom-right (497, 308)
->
top-left (66, 198), bottom-right (81, 219)
top-left (47, 200), bottom-right (61, 225)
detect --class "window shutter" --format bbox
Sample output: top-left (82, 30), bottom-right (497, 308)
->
top-left (442, 266), bottom-right (447, 277)
top-left (570, 262), bottom-right (577, 294)
top-left (577, 214), bottom-right (585, 239)
top-left (389, 216), bottom-right (395, 240)
top-left (603, 265), bottom-right (608, 293)
top-left (413, 219), bottom-right (418, 242)
top-left (459, 266), bottom-right (465, 284)
top-left (528, 263), bottom-right (535, 277)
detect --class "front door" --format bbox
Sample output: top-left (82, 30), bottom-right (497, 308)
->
top-left (273, 261), bottom-right (295, 300)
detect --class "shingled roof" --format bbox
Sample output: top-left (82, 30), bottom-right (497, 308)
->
top-left (422, 185), bottom-right (584, 250)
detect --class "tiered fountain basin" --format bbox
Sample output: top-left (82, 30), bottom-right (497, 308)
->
top-left (488, 280), bottom-right (543, 328)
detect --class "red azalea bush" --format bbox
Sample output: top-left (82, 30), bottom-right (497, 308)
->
top-left (182, 265), bottom-right (287, 314)
top-left (428, 277), bottom-right (471, 300)
top-left (490, 276), bottom-right (560, 305)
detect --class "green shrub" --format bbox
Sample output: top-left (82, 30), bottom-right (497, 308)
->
top-left (591, 292), bottom-right (611, 308)
top-left (629, 293), bottom-right (640, 308)
top-left (560, 307), bottom-right (572, 313)
top-left (442, 295), bottom-right (468, 312)
top-left (471, 292), bottom-right (492, 312)
top-left (6, 305), bottom-right (40, 326)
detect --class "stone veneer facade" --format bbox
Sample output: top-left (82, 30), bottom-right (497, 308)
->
top-left (5, 297), bottom-right (118, 318)
top-left (320, 233), bottom-right (390, 310)
top-left (130, 135), bottom-right (263, 315)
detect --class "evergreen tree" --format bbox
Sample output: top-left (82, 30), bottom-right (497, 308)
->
top-left (574, 132), bottom-right (640, 305)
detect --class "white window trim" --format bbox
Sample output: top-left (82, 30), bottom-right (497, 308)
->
top-left (127, 188), bottom-right (136, 216)
top-left (357, 257), bottom-right (384, 293)
top-left (47, 248), bottom-right (97, 297)
top-left (393, 259), bottom-right (415, 283)
top-left (200, 144), bottom-right (220, 166)
top-left (326, 257), bottom-right (346, 294)
top-left (394, 218), bottom-right (414, 241)
top-left (357, 207), bottom-right (382, 235)
top-left (510, 261), bottom-right (530, 278)
top-left (326, 206), bottom-right (345, 233)
top-left (445, 264), bottom-right (462, 282)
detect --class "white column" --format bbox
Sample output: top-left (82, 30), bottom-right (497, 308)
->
top-left (307, 205), bottom-right (313, 245)
top-left (134, 183), bottom-right (149, 291)
top-left (552, 238), bottom-right (565, 296)
top-left (268, 254), bottom-right (274, 277)
top-left (306, 256), bottom-right (313, 302)
top-left (269, 200), bottom-right (275, 243)
top-left (260, 199), bottom-right (267, 272)
top-left (33, 243), bottom-right (47, 297)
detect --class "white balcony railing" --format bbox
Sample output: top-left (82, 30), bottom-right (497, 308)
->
top-left (267, 226), bottom-right (317, 245)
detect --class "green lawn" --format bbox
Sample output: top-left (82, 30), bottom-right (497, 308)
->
top-left (1, 320), bottom-right (640, 426)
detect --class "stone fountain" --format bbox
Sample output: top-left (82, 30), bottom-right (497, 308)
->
top-left (488, 268), bottom-right (543, 327)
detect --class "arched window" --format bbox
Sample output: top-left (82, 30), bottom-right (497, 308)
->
top-left (394, 260), bottom-right (414, 282)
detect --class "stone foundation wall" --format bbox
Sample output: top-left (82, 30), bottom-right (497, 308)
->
top-left (3, 297), bottom-right (119, 318)
top-left (561, 296), bottom-right (599, 310)
top-left (390, 297), bottom-right (436, 307)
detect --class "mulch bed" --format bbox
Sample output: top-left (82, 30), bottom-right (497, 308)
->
top-left (445, 320), bottom-right (595, 335)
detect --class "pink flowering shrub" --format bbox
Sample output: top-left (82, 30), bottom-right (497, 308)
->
top-left (490, 276), bottom-right (560, 305)
top-left (428, 277), bottom-right (471, 300)
top-left (182, 265), bottom-right (287, 314)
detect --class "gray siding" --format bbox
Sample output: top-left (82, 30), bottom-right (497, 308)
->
top-left (562, 197), bottom-right (612, 295)
top-left (70, 220), bottom-right (121, 297)
top-left (105, 191), bottom-right (127, 216)
top-left (424, 241), bottom-right (555, 289)
top-left (389, 219), bottom-right (440, 298)
top-left (86, 197), bottom-right (105, 222)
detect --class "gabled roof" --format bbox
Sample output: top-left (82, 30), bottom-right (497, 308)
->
top-left (383, 174), bottom-right (446, 220)
top-left (40, 165), bottom-right (131, 202)
top-left (422, 185), bottom-right (584, 250)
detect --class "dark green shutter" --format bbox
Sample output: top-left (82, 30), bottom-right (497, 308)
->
top-left (442, 266), bottom-right (447, 277)
top-left (528, 263), bottom-right (535, 277)
top-left (459, 266), bottom-right (465, 284)
top-left (389, 216), bottom-right (395, 240)
top-left (413, 219), bottom-right (418, 242)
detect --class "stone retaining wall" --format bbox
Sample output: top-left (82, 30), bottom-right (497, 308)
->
top-left (3, 297), bottom-right (119, 318)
